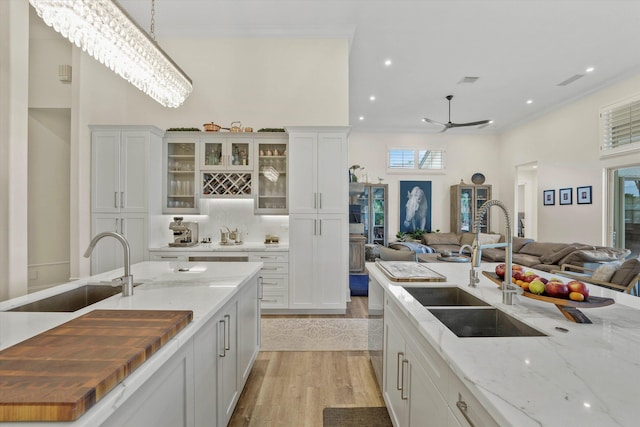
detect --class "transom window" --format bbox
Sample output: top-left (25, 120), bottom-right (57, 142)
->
top-left (601, 95), bottom-right (640, 157)
top-left (388, 148), bottom-right (445, 172)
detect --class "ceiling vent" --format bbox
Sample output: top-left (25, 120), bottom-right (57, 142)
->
top-left (557, 74), bottom-right (584, 86)
top-left (457, 76), bottom-right (479, 84)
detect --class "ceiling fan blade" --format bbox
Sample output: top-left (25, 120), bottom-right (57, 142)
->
top-left (422, 117), bottom-right (445, 126)
top-left (448, 120), bottom-right (491, 128)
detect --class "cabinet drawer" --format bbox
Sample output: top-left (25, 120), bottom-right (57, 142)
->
top-left (448, 371), bottom-right (499, 427)
top-left (249, 252), bottom-right (289, 263)
top-left (260, 290), bottom-right (288, 308)
top-left (260, 275), bottom-right (288, 291)
top-left (150, 253), bottom-right (189, 262)
top-left (259, 263), bottom-right (288, 275)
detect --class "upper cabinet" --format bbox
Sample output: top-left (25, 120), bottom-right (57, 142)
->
top-left (287, 127), bottom-right (349, 215)
top-left (254, 138), bottom-right (288, 214)
top-left (450, 184), bottom-right (492, 233)
top-left (200, 137), bottom-right (253, 171)
top-left (92, 127), bottom-right (160, 213)
top-left (164, 136), bottom-right (200, 214)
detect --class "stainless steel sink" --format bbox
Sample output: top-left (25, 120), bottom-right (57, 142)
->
top-left (8, 285), bottom-right (122, 312)
top-left (428, 308), bottom-right (546, 337)
top-left (402, 286), bottom-right (490, 307)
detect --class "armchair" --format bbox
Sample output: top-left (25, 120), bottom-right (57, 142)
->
top-left (553, 258), bottom-right (640, 295)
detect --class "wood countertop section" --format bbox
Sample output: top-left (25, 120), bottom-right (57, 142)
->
top-left (0, 309), bottom-right (193, 422)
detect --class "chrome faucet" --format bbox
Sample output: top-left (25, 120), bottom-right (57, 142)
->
top-left (470, 200), bottom-right (521, 305)
top-left (84, 232), bottom-right (135, 297)
top-left (459, 244), bottom-right (479, 287)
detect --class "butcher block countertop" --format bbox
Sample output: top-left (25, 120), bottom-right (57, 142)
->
top-left (0, 261), bottom-right (262, 426)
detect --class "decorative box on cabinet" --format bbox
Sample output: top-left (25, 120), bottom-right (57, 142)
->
top-left (450, 184), bottom-right (492, 234)
top-left (90, 125), bottom-right (162, 274)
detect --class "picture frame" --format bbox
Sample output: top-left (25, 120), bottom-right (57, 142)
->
top-left (543, 189), bottom-right (555, 206)
top-left (559, 188), bottom-right (572, 205)
top-left (399, 180), bottom-right (432, 233)
top-left (577, 185), bottom-right (592, 204)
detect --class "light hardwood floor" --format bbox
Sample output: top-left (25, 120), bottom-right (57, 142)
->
top-left (229, 297), bottom-right (384, 426)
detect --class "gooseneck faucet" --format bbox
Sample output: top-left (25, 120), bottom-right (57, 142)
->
top-left (84, 232), bottom-right (135, 297)
top-left (470, 200), bottom-right (521, 305)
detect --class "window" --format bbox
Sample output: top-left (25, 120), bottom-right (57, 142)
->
top-left (388, 148), bottom-right (445, 172)
top-left (600, 95), bottom-right (640, 157)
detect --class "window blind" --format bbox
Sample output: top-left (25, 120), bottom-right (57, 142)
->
top-left (601, 98), bottom-right (640, 153)
top-left (388, 149), bottom-right (415, 169)
top-left (418, 150), bottom-right (444, 170)
top-left (388, 149), bottom-right (445, 171)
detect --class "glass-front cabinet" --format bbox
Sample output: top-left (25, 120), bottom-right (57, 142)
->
top-left (349, 183), bottom-right (388, 245)
top-left (164, 138), bottom-right (199, 213)
top-left (450, 184), bottom-right (492, 233)
top-left (200, 138), bottom-right (253, 171)
top-left (254, 138), bottom-right (288, 214)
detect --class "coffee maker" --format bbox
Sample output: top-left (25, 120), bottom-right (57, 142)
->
top-left (169, 217), bottom-right (199, 247)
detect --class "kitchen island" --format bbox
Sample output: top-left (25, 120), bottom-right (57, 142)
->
top-left (0, 261), bottom-right (262, 426)
top-left (368, 261), bottom-right (640, 427)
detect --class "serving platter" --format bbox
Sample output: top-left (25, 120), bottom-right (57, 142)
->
top-left (376, 260), bottom-right (446, 282)
top-left (482, 271), bottom-right (614, 323)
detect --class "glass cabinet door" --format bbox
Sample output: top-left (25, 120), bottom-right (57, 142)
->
top-left (200, 138), bottom-right (253, 171)
top-left (165, 140), bottom-right (198, 213)
top-left (475, 186), bottom-right (491, 233)
top-left (255, 140), bottom-right (287, 214)
top-left (371, 186), bottom-right (387, 245)
top-left (459, 187), bottom-right (473, 232)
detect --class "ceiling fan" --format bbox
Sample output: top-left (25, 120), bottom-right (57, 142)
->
top-left (422, 95), bottom-right (491, 132)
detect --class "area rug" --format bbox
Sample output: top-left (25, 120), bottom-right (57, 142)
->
top-left (323, 407), bottom-right (392, 427)
top-left (261, 318), bottom-right (368, 351)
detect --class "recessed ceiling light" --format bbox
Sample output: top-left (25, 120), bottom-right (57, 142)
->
top-left (359, 116), bottom-right (365, 121)
top-left (369, 95), bottom-right (376, 101)
top-left (384, 59), bottom-right (392, 66)
top-left (586, 67), bottom-right (595, 73)
top-left (526, 99), bottom-right (533, 105)
top-left (533, 165), bottom-right (538, 169)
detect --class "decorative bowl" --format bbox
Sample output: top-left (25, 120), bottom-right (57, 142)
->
top-left (471, 173), bottom-right (486, 185)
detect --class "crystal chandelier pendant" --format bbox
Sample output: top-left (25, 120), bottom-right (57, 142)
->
top-left (29, 0), bottom-right (193, 108)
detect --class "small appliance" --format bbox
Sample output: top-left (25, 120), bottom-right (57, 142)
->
top-left (169, 217), bottom-right (198, 247)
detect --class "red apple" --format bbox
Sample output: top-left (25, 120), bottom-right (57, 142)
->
top-left (545, 281), bottom-right (570, 298)
top-left (567, 280), bottom-right (589, 299)
top-left (523, 273), bottom-right (539, 283)
top-left (539, 277), bottom-right (549, 284)
top-left (512, 264), bottom-right (524, 272)
top-left (512, 270), bottom-right (525, 281)
top-left (495, 264), bottom-right (506, 278)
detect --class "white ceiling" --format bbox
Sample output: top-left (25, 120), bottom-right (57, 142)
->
top-left (117, 0), bottom-right (640, 134)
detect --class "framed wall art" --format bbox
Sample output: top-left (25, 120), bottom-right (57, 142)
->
top-left (577, 186), bottom-right (592, 204)
top-left (559, 188), bottom-right (572, 205)
top-left (399, 180), bottom-right (432, 233)
top-left (543, 189), bottom-right (555, 206)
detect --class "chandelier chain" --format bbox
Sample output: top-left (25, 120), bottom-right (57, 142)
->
top-left (150, 0), bottom-right (156, 40)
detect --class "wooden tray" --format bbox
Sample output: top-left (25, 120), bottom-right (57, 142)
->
top-left (0, 309), bottom-right (193, 421)
top-left (482, 271), bottom-right (614, 323)
top-left (375, 260), bottom-right (446, 282)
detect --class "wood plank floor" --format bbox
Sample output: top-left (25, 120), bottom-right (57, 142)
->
top-left (229, 297), bottom-right (384, 426)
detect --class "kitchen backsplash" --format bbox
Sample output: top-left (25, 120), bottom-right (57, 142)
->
top-left (149, 199), bottom-right (289, 248)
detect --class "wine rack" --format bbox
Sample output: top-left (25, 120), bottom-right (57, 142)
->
top-left (202, 172), bottom-right (252, 196)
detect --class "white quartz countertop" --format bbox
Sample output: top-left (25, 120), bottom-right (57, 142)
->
top-left (149, 242), bottom-right (288, 252)
top-left (0, 261), bottom-right (262, 426)
top-left (367, 261), bottom-right (640, 427)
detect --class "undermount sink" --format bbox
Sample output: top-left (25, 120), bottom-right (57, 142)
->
top-left (9, 285), bottom-right (123, 312)
top-left (402, 286), bottom-right (490, 307)
top-left (428, 307), bottom-right (547, 338)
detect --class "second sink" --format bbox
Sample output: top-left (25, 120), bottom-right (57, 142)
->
top-left (402, 286), bottom-right (490, 307)
top-left (9, 285), bottom-right (122, 312)
top-left (428, 307), bottom-right (547, 337)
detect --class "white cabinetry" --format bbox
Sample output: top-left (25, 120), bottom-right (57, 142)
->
top-left (164, 136), bottom-right (199, 214)
top-left (200, 137), bottom-right (253, 171)
top-left (250, 252), bottom-right (289, 310)
top-left (383, 295), bottom-right (499, 427)
top-left (254, 138), bottom-right (288, 214)
top-left (287, 126), bottom-right (349, 312)
top-left (90, 126), bottom-right (162, 274)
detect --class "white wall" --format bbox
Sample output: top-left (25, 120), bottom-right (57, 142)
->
top-left (348, 131), bottom-right (501, 239)
top-left (499, 74), bottom-right (640, 246)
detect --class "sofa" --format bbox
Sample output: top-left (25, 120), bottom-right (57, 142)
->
top-left (386, 232), bottom-right (630, 273)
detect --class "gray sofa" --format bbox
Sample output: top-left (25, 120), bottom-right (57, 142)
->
top-left (387, 232), bottom-right (630, 272)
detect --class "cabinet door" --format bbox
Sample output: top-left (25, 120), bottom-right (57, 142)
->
top-left (164, 139), bottom-right (199, 213)
top-left (383, 308), bottom-right (409, 427)
top-left (120, 132), bottom-right (149, 212)
top-left (407, 343), bottom-right (449, 426)
top-left (316, 133), bottom-right (347, 214)
top-left (288, 133), bottom-right (318, 214)
top-left (194, 318), bottom-right (218, 427)
top-left (317, 215), bottom-right (347, 307)
top-left (237, 276), bottom-right (260, 385)
top-left (121, 214), bottom-right (148, 266)
top-left (289, 215), bottom-right (316, 308)
top-left (92, 131), bottom-right (121, 213)
top-left (217, 301), bottom-right (239, 427)
top-left (254, 139), bottom-right (288, 214)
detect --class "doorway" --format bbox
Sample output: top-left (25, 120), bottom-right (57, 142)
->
top-left (516, 162), bottom-right (538, 240)
top-left (610, 166), bottom-right (640, 258)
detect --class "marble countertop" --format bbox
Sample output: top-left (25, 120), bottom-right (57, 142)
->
top-left (149, 242), bottom-right (288, 252)
top-left (367, 261), bottom-right (640, 427)
top-left (0, 261), bottom-right (263, 426)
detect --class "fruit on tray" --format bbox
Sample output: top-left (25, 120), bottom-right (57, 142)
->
top-left (569, 291), bottom-right (585, 302)
top-left (529, 280), bottom-right (545, 295)
top-left (545, 280), bottom-right (570, 298)
top-left (567, 280), bottom-right (590, 299)
top-left (502, 268), bottom-right (589, 301)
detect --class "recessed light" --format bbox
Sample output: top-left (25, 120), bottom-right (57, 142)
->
top-left (526, 99), bottom-right (533, 105)
top-left (359, 116), bottom-right (365, 121)
top-left (369, 95), bottom-right (376, 101)
top-left (586, 66), bottom-right (595, 73)
top-left (384, 59), bottom-right (392, 66)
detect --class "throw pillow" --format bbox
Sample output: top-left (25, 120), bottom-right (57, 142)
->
top-left (423, 232), bottom-right (460, 246)
top-left (609, 258), bottom-right (640, 287)
top-left (590, 264), bottom-right (618, 282)
top-left (478, 233), bottom-right (501, 245)
top-left (377, 245), bottom-right (416, 261)
top-left (512, 237), bottom-right (534, 253)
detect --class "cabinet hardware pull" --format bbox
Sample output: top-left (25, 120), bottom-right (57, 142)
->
top-left (120, 218), bottom-right (124, 234)
top-left (218, 319), bottom-right (226, 357)
top-left (258, 277), bottom-right (264, 300)
top-left (261, 299), bottom-right (278, 303)
top-left (319, 193), bottom-right (322, 209)
top-left (401, 359), bottom-right (409, 400)
top-left (456, 393), bottom-right (476, 427)
top-left (314, 192), bottom-right (317, 209)
top-left (114, 192), bottom-right (118, 208)
top-left (397, 352), bottom-right (404, 391)
top-left (259, 256), bottom-right (278, 259)
top-left (318, 219), bottom-right (322, 235)
top-left (262, 266), bottom-right (279, 271)
top-left (120, 191), bottom-right (124, 208)
top-left (224, 314), bottom-right (231, 351)
top-left (263, 281), bottom-right (278, 286)
top-left (160, 256), bottom-right (179, 259)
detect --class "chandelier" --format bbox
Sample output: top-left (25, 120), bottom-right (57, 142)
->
top-left (29, 0), bottom-right (193, 108)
